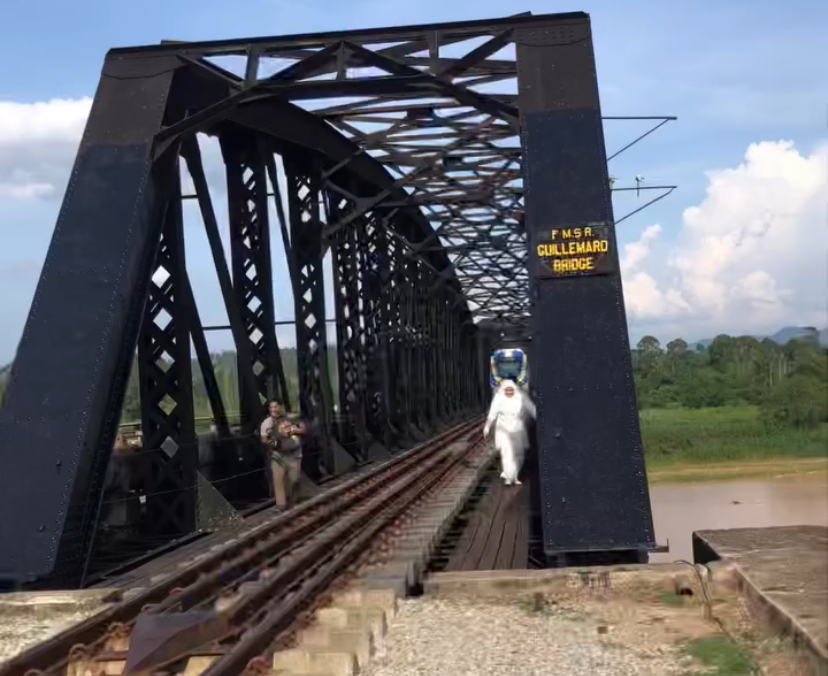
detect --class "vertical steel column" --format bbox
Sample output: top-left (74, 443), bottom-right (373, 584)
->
top-left (330, 195), bottom-right (370, 462)
top-left (389, 238), bottom-right (412, 440)
top-left (136, 165), bottom-right (197, 538)
top-left (432, 292), bottom-right (449, 424)
top-left (283, 154), bottom-right (337, 475)
top-left (459, 325), bottom-right (473, 413)
top-left (411, 261), bottom-right (430, 435)
top-left (0, 55), bottom-right (181, 585)
top-left (443, 303), bottom-right (458, 418)
top-left (422, 273), bottom-right (439, 429)
top-left (377, 225), bottom-right (400, 444)
top-left (360, 216), bottom-right (391, 450)
top-left (452, 311), bottom-right (463, 414)
top-left (515, 16), bottom-right (656, 558)
top-left (222, 132), bottom-right (289, 430)
top-left (183, 137), bottom-right (262, 427)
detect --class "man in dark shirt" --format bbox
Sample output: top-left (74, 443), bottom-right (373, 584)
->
top-left (260, 401), bottom-right (307, 509)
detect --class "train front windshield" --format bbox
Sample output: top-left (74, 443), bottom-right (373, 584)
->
top-left (491, 348), bottom-right (528, 387)
top-left (496, 358), bottom-right (523, 381)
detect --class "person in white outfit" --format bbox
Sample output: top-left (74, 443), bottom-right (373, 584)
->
top-left (483, 379), bottom-right (536, 486)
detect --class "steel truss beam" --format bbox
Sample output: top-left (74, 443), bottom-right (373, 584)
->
top-left (134, 15), bottom-right (551, 326)
top-left (329, 188), bottom-right (372, 461)
top-left (221, 130), bottom-right (290, 424)
top-left (134, 167), bottom-right (198, 545)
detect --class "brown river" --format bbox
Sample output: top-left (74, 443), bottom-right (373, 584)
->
top-left (648, 477), bottom-right (828, 563)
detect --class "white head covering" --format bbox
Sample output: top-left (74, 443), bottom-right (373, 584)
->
top-left (496, 379), bottom-right (523, 407)
top-left (499, 378), bottom-right (518, 394)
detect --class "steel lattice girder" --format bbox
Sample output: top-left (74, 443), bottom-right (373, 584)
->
top-left (110, 12), bottom-right (576, 325)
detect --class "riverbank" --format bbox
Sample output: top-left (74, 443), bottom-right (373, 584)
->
top-left (648, 457), bottom-right (828, 485)
top-left (639, 405), bottom-right (827, 484)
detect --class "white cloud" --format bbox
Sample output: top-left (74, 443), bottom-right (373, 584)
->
top-left (621, 224), bottom-right (662, 276)
top-left (0, 183), bottom-right (55, 200)
top-left (0, 97), bottom-right (92, 201)
top-left (621, 223), bottom-right (692, 322)
top-left (0, 97), bottom-right (233, 205)
top-left (623, 140), bottom-right (828, 338)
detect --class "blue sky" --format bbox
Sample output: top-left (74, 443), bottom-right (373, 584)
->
top-left (0, 0), bottom-right (826, 362)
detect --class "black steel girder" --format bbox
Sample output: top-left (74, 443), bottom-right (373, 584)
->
top-left (516, 18), bottom-right (657, 559)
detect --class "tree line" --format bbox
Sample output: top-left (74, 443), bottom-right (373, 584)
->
top-left (0, 334), bottom-right (825, 430)
top-left (632, 334), bottom-right (827, 428)
top-left (0, 350), bottom-right (339, 425)
top-left (120, 348), bottom-right (340, 425)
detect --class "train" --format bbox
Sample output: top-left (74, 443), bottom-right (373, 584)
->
top-left (489, 347), bottom-right (529, 389)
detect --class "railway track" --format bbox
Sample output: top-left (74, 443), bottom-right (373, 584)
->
top-left (2, 418), bottom-right (484, 676)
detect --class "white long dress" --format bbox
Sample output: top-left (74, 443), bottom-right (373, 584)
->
top-left (483, 380), bottom-right (536, 485)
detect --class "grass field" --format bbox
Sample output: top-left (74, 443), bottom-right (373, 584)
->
top-left (641, 406), bottom-right (828, 484)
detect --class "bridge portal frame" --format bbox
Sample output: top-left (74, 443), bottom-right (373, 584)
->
top-left (0, 12), bottom-right (551, 587)
top-left (0, 10), bottom-right (658, 586)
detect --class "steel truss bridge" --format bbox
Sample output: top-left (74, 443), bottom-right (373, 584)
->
top-left (0, 11), bottom-right (669, 588)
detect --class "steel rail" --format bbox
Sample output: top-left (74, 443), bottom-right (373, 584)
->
top-left (203, 425), bottom-right (486, 675)
top-left (2, 418), bottom-right (481, 676)
top-left (146, 425), bottom-right (477, 615)
top-left (117, 426), bottom-right (483, 675)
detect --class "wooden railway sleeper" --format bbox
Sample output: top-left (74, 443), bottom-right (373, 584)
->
top-left (202, 441), bottom-right (479, 676)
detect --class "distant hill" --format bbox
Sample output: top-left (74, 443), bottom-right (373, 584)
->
top-left (690, 326), bottom-right (828, 350)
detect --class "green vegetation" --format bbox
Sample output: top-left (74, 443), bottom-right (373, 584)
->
top-left (0, 330), bottom-right (825, 474)
top-left (517, 592), bottom-right (553, 615)
top-left (659, 591), bottom-right (685, 607)
top-left (633, 333), bottom-right (826, 424)
top-left (683, 636), bottom-right (759, 675)
top-left (119, 348), bottom-right (339, 425)
top-left (0, 349), bottom-right (338, 424)
top-left (641, 406), bottom-right (827, 468)
top-left (633, 332), bottom-right (827, 470)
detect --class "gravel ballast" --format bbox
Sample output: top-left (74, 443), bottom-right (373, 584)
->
top-left (361, 596), bottom-right (695, 676)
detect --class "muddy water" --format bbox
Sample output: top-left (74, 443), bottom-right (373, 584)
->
top-left (649, 478), bottom-right (828, 563)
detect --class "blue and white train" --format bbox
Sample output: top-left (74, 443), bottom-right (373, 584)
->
top-left (489, 347), bottom-right (529, 389)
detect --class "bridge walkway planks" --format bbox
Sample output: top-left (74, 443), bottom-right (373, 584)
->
top-left (444, 477), bottom-right (531, 571)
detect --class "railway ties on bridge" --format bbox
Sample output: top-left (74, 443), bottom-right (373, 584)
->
top-left (0, 420), bottom-right (491, 676)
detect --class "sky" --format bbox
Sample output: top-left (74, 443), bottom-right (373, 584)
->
top-left (0, 0), bottom-right (826, 363)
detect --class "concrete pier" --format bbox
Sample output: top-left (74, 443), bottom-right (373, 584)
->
top-left (694, 525), bottom-right (827, 671)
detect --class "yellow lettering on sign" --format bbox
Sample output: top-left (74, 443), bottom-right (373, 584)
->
top-left (536, 227), bottom-right (611, 277)
top-left (552, 257), bottom-right (595, 273)
top-left (542, 240), bottom-right (609, 256)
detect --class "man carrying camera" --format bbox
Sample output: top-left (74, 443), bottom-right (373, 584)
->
top-left (260, 401), bottom-right (307, 510)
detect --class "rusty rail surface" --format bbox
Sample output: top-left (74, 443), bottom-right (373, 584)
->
top-left (3, 417), bottom-right (484, 676)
